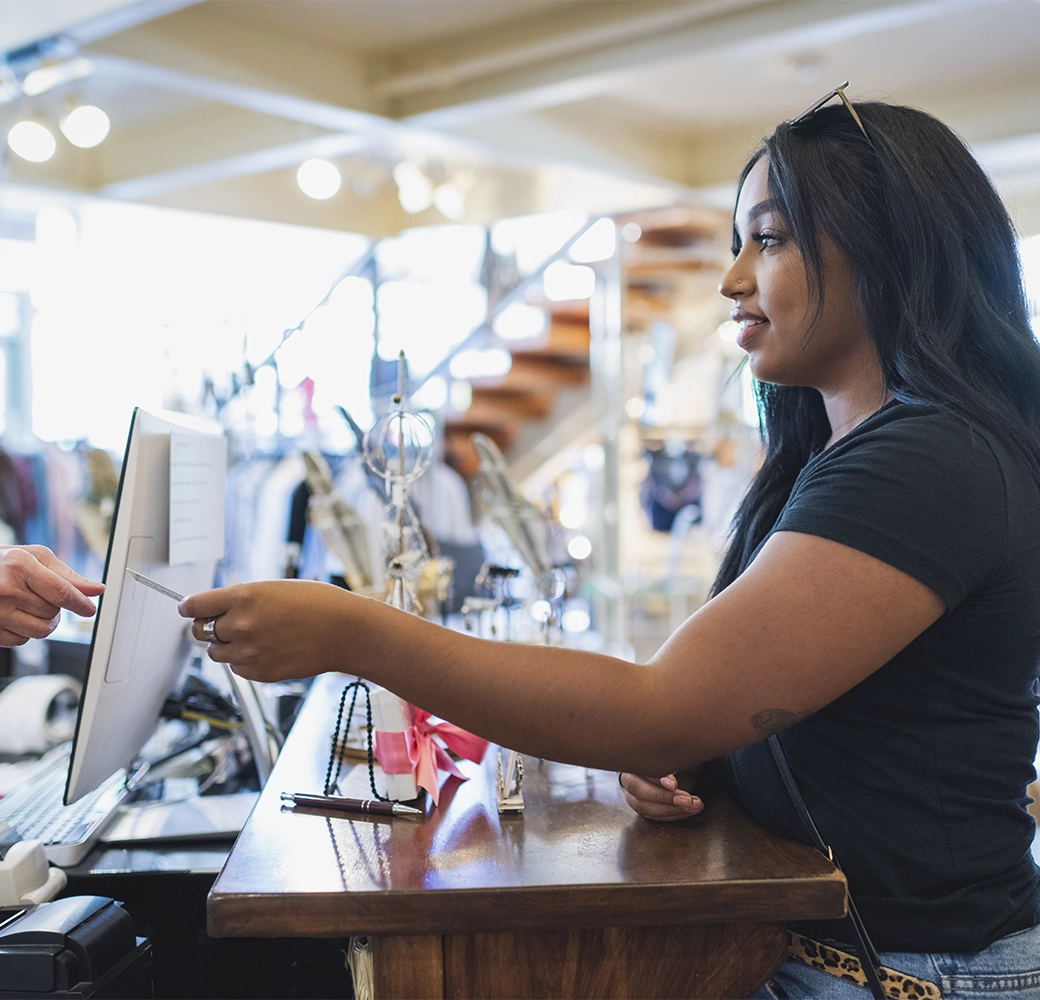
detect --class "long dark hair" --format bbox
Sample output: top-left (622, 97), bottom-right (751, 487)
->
top-left (712, 101), bottom-right (1040, 594)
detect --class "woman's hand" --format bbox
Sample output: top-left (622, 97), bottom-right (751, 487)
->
top-left (619, 771), bottom-right (704, 822)
top-left (179, 580), bottom-right (359, 681)
top-left (0, 545), bottom-right (104, 646)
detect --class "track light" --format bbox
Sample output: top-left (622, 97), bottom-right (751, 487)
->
top-left (393, 162), bottom-right (432, 214)
top-left (22, 58), bottom-right (94, 98)
top-left (60, 105), bottom-right (110, 148)
top-left (7, 121), bottom-right (56, 162)
top-left (297, 159), bottom-right (341, 200)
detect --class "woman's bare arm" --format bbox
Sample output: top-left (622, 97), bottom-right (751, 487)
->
top-left (179, 530), bottom-right (943, 776)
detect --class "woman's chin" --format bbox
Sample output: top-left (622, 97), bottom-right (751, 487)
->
top-left (746, 355), bottom-right (773, 382)
top-left (745, 350), bottom-right (802, 386)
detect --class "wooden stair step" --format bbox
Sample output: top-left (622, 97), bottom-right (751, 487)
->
top-left (509, 322), bottom-right (590, 361)
top-left (461, 392), bottom-right (553, 421)
top-left (543, 299), bottom-right (590, 325)
top-left (473, 354), bottom-right (589, 391)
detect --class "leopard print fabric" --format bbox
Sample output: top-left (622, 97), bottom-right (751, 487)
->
top-left (787, 930), bottom-right (942, 999)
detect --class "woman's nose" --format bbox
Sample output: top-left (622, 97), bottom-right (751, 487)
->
top-left (719, 260), bottom-right (749, 301)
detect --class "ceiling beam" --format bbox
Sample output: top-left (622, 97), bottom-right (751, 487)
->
top-left (77, 7), bottom-right (511, 196)
top-left (1, 0), bottom-right (201, 57)
top-left (371, 0), bottom-right (761, 100)
top-left (63, 3), bottom-right (772, 200)
top-left (80, 53), bottom-right (502, 199)
top-left (101, 131), bottom-right (374, 201)
top-left (4, 0), bottom-right (745, 202)
top-left (85, 5), bottom-right (380, 119)
top-left (91, 53), bottom-right (400, 137)
top-left (398, 0), bottom-right (979, 128)
top-left (435, 107), bottom-right (683, 188)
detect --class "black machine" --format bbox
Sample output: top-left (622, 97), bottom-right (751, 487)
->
top-left (0, 896), bottom-right (151, 999)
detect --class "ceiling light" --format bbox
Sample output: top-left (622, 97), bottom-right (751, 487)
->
top-left (297, 159), bottom-right (341, 200)
top-left (60, 105), bottom-right (110, 148)
top-left (8, 121), bottom-right (56, 162)
top-left (393, 162), bottom-right (432, 214)
top-left (22, 58), bottom-right (95, 97)
top-left (433, 183), bottom-right (465, 220)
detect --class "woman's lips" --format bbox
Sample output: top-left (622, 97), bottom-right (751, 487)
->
top-left (732, 311), bottom-right (767, 349)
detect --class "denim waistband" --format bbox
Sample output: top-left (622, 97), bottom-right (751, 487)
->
top-left (756, 923), bottom-right (1040, 999)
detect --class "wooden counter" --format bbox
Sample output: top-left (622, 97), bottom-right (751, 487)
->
top-left (208, 673), bottom-right (846, 998)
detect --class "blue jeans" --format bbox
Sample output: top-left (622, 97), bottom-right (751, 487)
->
top-left (752, 924), bottom-right (1040, 998)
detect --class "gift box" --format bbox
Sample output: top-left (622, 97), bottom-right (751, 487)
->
top-left (370, 687), bottom-right (488, 805)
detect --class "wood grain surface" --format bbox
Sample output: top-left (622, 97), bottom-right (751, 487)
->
top-left (441, 922), bottom-right (788, 999)
top-left (208, 673), bottom-right (845, 940)
top-left (372, 935), bottom-right (444, 1000)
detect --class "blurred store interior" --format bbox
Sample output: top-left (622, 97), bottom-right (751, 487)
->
top-left (2, 0), bottom-right (1040, 666)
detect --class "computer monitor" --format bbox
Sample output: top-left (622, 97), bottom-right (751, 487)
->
top-left (65, 407), bottom-right (227, 805)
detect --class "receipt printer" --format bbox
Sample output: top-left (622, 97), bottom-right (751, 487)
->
top-left (0, 896), bottom-right (152, 998)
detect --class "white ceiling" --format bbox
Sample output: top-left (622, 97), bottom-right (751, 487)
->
top-left (612, 1), bottom-right (1040, 130)
top-left (211, 0), bottom-right (577, 53)
top-left (2, 0), bottom-right (1040, 234)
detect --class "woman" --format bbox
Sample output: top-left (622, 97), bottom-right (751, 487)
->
top-left (180, 97), bottom-right (1040, 997)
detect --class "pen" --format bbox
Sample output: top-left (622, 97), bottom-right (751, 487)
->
top-left (280, 791), bottom-right (423, 817)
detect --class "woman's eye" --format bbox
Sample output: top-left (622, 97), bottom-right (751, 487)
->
top-left (751, 230), bottom-right (782, 248)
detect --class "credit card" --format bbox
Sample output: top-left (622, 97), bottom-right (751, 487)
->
top-left (127, 569), bottom-right (185, 602)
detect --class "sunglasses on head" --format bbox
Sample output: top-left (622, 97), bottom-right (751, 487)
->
top-left (789, 81), bottom-right (867, 139)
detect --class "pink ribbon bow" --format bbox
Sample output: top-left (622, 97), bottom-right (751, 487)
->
top-left (374, 707), bottom-right (488, 806)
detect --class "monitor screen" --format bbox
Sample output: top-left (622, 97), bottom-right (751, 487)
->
top-left (65, 407), bottom-right (226, 805)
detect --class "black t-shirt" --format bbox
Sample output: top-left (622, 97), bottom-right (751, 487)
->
top-left (724, 401), bottom-right (1040, 953)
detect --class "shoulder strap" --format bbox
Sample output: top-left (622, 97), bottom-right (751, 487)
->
top-left (767, 734), bottom-right (886, 1000)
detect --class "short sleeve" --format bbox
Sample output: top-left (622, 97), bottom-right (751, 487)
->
top-left (773, 409), bottom-right (1008, 610)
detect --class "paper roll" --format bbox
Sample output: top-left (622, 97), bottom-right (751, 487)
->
top-left (0, 675), bottom-right (82, 755)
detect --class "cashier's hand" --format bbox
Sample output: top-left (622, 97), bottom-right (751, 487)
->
top-left (0, 545), bottom-right (104, 646)
top-left (179, 580), bottom-right (350, 681)
top-left (619, 772), bottom-right (704, 822)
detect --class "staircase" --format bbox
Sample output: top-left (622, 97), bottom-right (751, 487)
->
top-left (442, 206), bottom-right (730, 483)
top-left (443, 300), bottom-right (591, 479)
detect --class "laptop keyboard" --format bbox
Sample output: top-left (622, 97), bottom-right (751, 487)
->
top-left (0, 746), bottom-right (126, 864)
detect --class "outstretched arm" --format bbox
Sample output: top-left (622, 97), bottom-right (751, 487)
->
top-left (179, 530), bottom-right (943, 777)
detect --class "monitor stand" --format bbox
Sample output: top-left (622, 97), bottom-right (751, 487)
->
top-left (100, 790), bottom-right (258, 844)
top-left (100, 666), bottom-right (277, 845)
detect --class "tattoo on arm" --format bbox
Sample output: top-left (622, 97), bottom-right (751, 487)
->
top-left (751, 708), bottom-right (814, 737)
